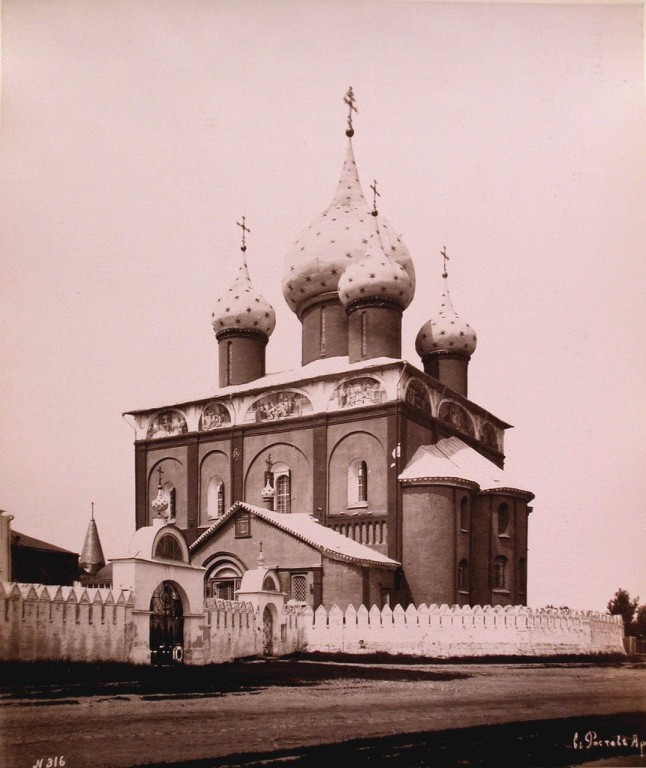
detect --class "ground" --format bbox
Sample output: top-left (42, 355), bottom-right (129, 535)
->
top-left (1, 658), bottom-right (644, 768)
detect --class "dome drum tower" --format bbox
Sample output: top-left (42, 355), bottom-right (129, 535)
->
top-left (415, 264), bottom-right (477, 399)
top-left (216, 328), bottom-right (268, 387)
top-left (299, 293), bottom-right (349, 365)
top-left (346, 298), bottom-right (403, 363)
top-left (212, 218), bottom-right (276, 388)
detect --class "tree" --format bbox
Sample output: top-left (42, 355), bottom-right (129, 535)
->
top-left (634, 605), bottom-right (646, 640)
top-left (607, 589), bottom-right (639, 636)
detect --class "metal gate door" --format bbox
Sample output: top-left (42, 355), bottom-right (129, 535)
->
top-left (262, 606), bottom-right (273, 656)
top-left (149, 581), bottom-right (184, 665)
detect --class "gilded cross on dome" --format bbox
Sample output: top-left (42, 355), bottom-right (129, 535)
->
top-left (370, 179), bottom-right (380, 217)
top-left (157, 465), bottom-right (164, 486)
top-left (237, 216), bottom-right (251, 252)
top-left (344, 86), bottom-right (357, 137)
top-left (441, 246), bottom-right (449, 278)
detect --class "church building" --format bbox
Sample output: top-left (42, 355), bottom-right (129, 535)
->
top-left (124, 90), bottom-right (534, 611)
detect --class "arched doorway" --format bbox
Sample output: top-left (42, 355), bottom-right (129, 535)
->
top-left (149, 581), bottom-right (184, 665)
top-left (262, 606), bottom-right (273, 656)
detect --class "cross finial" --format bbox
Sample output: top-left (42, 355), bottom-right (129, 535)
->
top-left (265, 453), bottom-right (272, 472)
top-left (157, 465), bottom-right (164, 487)
top-left (344, 86), bottom-right (357, 137)
top-left (441, 246), bottom-right (449, 278)
top-left (91, 501), bottom-right (94, 520)
top-left (237, 216), bottom-right (250, 252)
top-left (370, 179), bottom-right (380, 217)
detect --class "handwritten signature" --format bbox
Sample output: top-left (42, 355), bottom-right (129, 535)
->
top-left (573, 731), bottom-right (645, 757)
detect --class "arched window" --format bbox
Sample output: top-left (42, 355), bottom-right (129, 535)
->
top-left (262, 574), bottom-right (279, 591)
top-left (492, 556), bottom-right (508, 590)
top-left (460, 497), bottom-right (469, 531)
top-left (275, 473), bottom-right (291, 513)
top-left (498, 503), bottom-right (510, 536)
top-left (154, 534), bottom-right (183, 562)
top-left (457, 559), bottom-right (469, 592)
top-left (160, 483), bottom-right (177, 519)
top-left (348, 459), bottom-right (368, 507)
top-left (518, 558), bottom-right (527, 595)
top-left (205, 562), bottom-right (243, 600)
top-left (207, 476), bottom-right (225, 519)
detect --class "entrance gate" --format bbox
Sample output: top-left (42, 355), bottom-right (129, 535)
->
top-left (149, 581), bottom-right (184, 665)
top-left (262, 606), bottom-right (273, 656)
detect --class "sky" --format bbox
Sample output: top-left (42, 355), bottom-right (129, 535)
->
top-left (1, 0), bottom-right (644, 611)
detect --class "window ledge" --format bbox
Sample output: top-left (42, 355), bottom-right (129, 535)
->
top-left (347, 501), bottom-right (368, 510)
top-left (492, 588), bottom-right (510, 594)
top-left (498, 533), bottom-right (511, 540)
top-left (457, 590), bottom-right (470, 595)
top-left (460, 528), bottom-right (469, 533)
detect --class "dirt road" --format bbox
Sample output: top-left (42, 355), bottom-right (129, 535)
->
top-left (1, 660), bottom-right (644, 767)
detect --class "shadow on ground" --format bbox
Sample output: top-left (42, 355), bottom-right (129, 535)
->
top-left (132, 712), bottom-right (646, 768)
top-left (0, 659), bottom-right (469, 701)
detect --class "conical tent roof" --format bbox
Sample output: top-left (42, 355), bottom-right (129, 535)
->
top-left (79, 515), bottom-right (106, 576)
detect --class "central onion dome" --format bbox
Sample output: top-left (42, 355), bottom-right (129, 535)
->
top-left (415, 275), bottom-right (477, 357)
top-left (339, 239), bottom-right (415, 310)
top-left (282, 140), bottom-right (415, 317)
top-left (211, 252), bottom-right (276, 338)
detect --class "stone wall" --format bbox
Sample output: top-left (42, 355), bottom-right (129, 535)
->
top-left (0, 582), bottom-right (134, 663)
top-left (197, 598), bottom-right (304, 664)
top-left (0, 581), bottom-right (624, 664)
top-left (301, 603), bottom-right (625, 657)
top-left (0, 582), bottom-right (305, 665)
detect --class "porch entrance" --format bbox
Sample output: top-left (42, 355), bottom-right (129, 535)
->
top-left (149, 581), bottom-right (184, 665)
top-left (262, 606), bottom-right (273, 656)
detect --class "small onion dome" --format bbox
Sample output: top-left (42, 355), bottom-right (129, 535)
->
top-left (261, 482), bottom-right (275, 499)
top-left (211, 256), bottom-right (276, 337)
top-left (282, 140), bottom-right (414, 316)
top-left (151, 486), bottom-right (169, 516)
top-left (415, 277), bottom-right (477, 357)
top-left (338, 242), bottom-right (415, 310)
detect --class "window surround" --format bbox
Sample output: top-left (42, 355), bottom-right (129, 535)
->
top-left (206, 475), bottom-right (225, 520)
top-left (291, 574), bottom-right (308, 603)
top-left (347, 458), bottom-right (369, 509)
top-left (492, 555), bottom-right (508, 590)
top-left (497, 502), bottom-right (510, 537)
top-left (457, 559), bottom-right (469, 592)
top-left (235, 511), bottom-right (251, 538)
top-left (459, 497), bottom-right (469, 532)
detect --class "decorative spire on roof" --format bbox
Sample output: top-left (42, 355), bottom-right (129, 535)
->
top-left (237, 215), bottom-right (250, 253)
top-left (79, 502), bottom-right (106, 576)
top-left (257, 541), bottom-right (265, 567)
top-left (151, 466), bottom-right (169, 517)
top-left (415, 248), bottom-right (477, 358)
top-left (441, 245), bottom-right (449, 278)
top-left (211, 219), bottom-right (276, 338)
top-left (344, 86), bottom-right (357, 137)
top-left (370, 179), bottom-right (380, 217)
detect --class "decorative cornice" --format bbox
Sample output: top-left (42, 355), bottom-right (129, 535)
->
top-left (345, 296), bottom-right (404, 314)
top-left (214, 327), bottom-right (269, 344)
top-left (478, 487), bottom-right (535, 502)
top-left (297, 291), bottom-right (341, 320)
top-left (400, 476), bottom-right (481, 491)
top-left (422, 350), bottom-right (471, 362)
